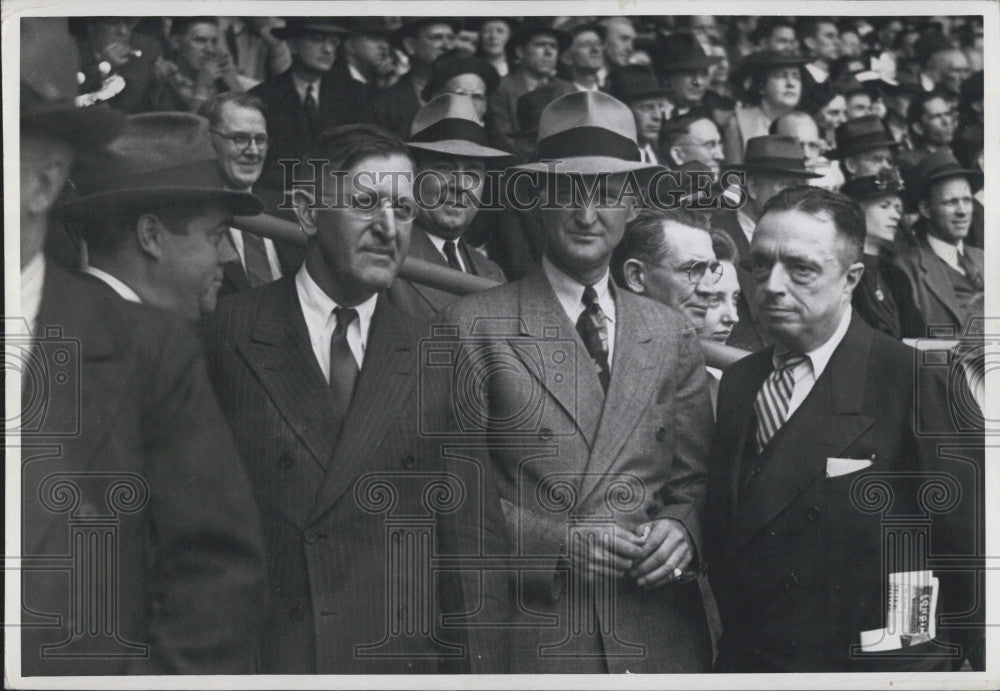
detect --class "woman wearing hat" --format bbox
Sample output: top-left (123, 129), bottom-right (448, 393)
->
top-left (421, 49), bottom-right (501, 124)
top-left (841, 167), bottom-right (905, 338)
top-left (723, 50), bottom-right (806, 163)
top-left (475, 17), bottom-right (513, 77)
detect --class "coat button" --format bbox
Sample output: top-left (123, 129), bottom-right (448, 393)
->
top-left (538, 427), bottom-right (553, 440)
top-left (289, 605), bottom-right (305, 621)
top-left (401, 455), bottom-right (415, 469)
top-left (304, 529), bottom-right (318, 544)
top-left (655, 427), bottom-right (667, 442)
top-left (784, 573), bottom-right (800, 589)
top-left (806, 506), bottom-right (821, 521)
top-left (278, 452), bottom-right (295, 469)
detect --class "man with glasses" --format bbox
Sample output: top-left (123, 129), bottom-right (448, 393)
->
top-left (659, 112), bottom-right (725, 174)
top-left (201, 123), bottom-right (512, 673)
top-left (250, 18), bottom-right (351, 190)
top-left (615, 207), bottom-right (723, 330)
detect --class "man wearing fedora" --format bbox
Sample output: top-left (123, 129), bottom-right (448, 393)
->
top-left (249, 18), bottom-right (352, 190)
top-left (18, 18), bottom-right (266, 676)
top-left (832, 114), bottom-right (898, 180)
top-left (608, 65), bottom-right (673, 164)
top-left (336, 17), bottom-right (396, 112)
top-left (652, 32), bottom-right (721, 118)
top-left (435, 90), bottom-right (715, 673)
top-left (891, 149), bottom-right (983, 339)
top-left (56, 112), bottom-right (263, 321)
top-left (388, 94), bottom-right (508, 319)
top-left (365, 18), bottom-right (458, 138)
top-left (712, 135), bottom-right (822, 351)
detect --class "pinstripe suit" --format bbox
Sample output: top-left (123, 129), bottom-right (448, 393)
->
top-left (201, 275), bottom-right (512, 673)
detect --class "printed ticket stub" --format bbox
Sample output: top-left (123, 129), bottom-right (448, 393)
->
top-left (859, 570), bottom-right (939, 652)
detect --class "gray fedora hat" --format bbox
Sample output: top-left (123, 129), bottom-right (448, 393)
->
top-left (407, 94), bottom-right (512, 158)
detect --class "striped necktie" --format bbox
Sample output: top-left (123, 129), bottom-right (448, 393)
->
top-left (753, 351), bottom-right (808, 453)
top-left (576, 285), bottom-right (611, 392)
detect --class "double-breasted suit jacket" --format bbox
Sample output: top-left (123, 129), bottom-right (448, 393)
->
top-left (387, 224), bottom-right (506, 319)
top-left (201, 276), bottom-right (512, 674)
top-left (21, 264), bottom-right (266, 676)
top-left (435, 266), bottom-right (715, 673)
top-left (706, 314), bottom-right (983, 672)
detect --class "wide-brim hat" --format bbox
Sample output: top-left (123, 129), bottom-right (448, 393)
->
top-left (653, 32), bottom-right (722, 76)
top-left (509, 90), bottom-right (659, 175)
top-left (421, 52), bottom-right (501, 102)
top-left (509, 17), bottom-right (570, 53)
top-left (743, 135), bottom-right (823, 178)
top-left (608, 65), bottom-right (670, 103)
top-left (831, 115), bottom-right (898, 159)
top-left (272, 18), bottom-right (349, 40)
top-left (20, 17), bottom-right (124, 149)
top-left (841, 167), bottom-right (906, 202)
top-left (55, 112), bottom-right (262, 221)
top-left (408, 94), bottom-right (512, 158)
top-left (732, 50), bottom-right (808, 84)
top-left (903, 149), bottom-right (983, 203)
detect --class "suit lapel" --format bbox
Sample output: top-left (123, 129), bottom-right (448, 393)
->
top-left (403, 226), bottom-right (459, 312)
top-left (309, 297), bottom-right (418, 521)
top-left (731, 316), bottom-right (876, 556)
top-left (915, 242), bottom-right (964, 327)
top-left (459, 238), bottom-right (501, 281)
top-left (238, 277), bottom-right (338, 471)
top-left (726, 351), bottom-right (773, 509)
top-left (578, 289), bottom-right (657, 502)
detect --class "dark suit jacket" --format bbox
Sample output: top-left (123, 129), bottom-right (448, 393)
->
top-left (76, 32), bottom-right (163, 114)
top-left (364, 74), bottom-right (423, 139)
top-left (712, 208), bottom-right (767, 352)
top-left (250, 67), bottom-right (355, 190)
top-left (706, 314), bottom-right (983, 672)
top-left (387, 224), bottom-right (506, 319)
top-left (487, 71), bottom-right (574, 153)
top-left (201, 277), bottom-right (512, 673)
top-left (218, 229), bottom-right (306, 298)
top-left (21, 264), bottom-right (266, 675)
top-left (890, 235), bottom-right (984, 339)
top-left (435, 267), bottom-right (715, 672)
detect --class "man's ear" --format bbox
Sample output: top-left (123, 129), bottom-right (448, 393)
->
top-left (917, 198), bottom-right (930, 220)
top-left (292, 188), bottom-right (319, 238)
top-left (401, 36), bottom-right (417, 57)
top-left (135, 213), bottom-right (165, 260)
top-left (622, 258), bottom-right (647, 294)
top-left (843, 259), bottom-right (865, 292)
top-left (514, 45), bottom-right (524, 63)
top-left (669, 145), bottom-right (686, 167)
top-left (844, 156), bottom-right (858, 176)
top-left (911, 120), bottom-right (924, 138)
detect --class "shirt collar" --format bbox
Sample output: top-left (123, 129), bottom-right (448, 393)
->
top-left (424, 232), bottom-right (466, 270)
top-left (542, 255), bottom-right (615, 324)
top-left (347, 63), bottom-right (368, 84)
top-left (291, 72), bottom-right (320, 103)
top-left (82, 265), bottom-right (142, 303)
top-left (296, 264), bottom-right (378, 343)
top-left (925, 233), bottom-right (963, 268)
top-left (774, 306), bottom-right (852, 379)
top-left (20, 252), bottom-right (46, 333)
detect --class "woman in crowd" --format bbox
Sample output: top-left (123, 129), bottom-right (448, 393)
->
top-left (477, 18), bottom-right (513, 77)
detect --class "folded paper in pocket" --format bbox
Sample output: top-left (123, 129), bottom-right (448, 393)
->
top-left (826, 457), bottom-right (873, 478)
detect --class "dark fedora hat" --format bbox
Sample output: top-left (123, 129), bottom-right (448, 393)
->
top-left (510, 90), bottom-right (658, 175)
top-left (55, 112), bottom-right (262, 221)
top-left (408, 94), bottom-right (511, 158)
top-left (743, 135), bottom-right (823, 178)
top-left (841, 166), bottom-right (906, 203)
top-left (421, 51), bottom-right (501, 102)
top-left (831, 115), bottom-right (898, 159)
top-left (516, 84), bottom-right (562, 137)
top-left (608, 65), bottom-right (670, 104)
top-left (272, 17), bottom-right (349, 40)
top-left (20, 17), bottom-right (124, 149)
top-left (343, 17), bottom-right (400, 38)
top-left (559, 17), bottom-right (606, 42)
top-left (732, 50), bottom-right (808, 84)
top-left (509, 17), bottom-right (570, 53)
top-left (903, 148), bottom-right (983, 203)
top-left (652, 32), bottom-right (722, 76)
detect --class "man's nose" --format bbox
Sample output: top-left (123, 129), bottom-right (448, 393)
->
top-left (574, 204), bottom-right (598, 227)
top-left (721, 299), bottom-right (739, 325)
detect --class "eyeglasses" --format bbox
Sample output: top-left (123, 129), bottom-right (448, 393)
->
top-left (347, 194), bottom-right (419, 224)
top-left (647, 259), bottom-right (723, 285)
top-left (210, 130), bottom-right (269, 151)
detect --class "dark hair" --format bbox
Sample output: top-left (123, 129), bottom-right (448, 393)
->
top-left (82, 202), bottom-right (212, 255)
top-left (612, 206), bottom-right (712, 288)
top-left (796, 18), bottom-right (836, 42)
top-left (751, 18), bottom-right (796, 46)
top-left (711, 229), bottom-right (739, 263)
top-left (170, 16), bottom-right (219, 38)
top-left (906, 89), bottom-right (955, 129)
top-left (308, 124), bottom-right (413, 173)
top-left (741, 64), bottom-right (801, 106)
top-left (658, 112), bottom-right (713, 152)
top-left (760, 185), bottom-right (865, 266)
top-left (952, 122), bottom-right (983, 171)
top-left (197, 92), bottom-right (267, 129)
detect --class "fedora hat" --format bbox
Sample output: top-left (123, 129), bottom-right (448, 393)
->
top-left (20, 17), bottom-right (124, 149)
top-left (652, 32), bottom-right (722, 76)
top-left (55, 112), bottom-right (262, 221)
top-left (408, 94), bottom-right (511, 158)
top-left (509, 17), bottom-right (570, 53)
top-left (272, 17), bottom-right (348, 40)
top-left (743, 135), bottom-right (823, 178)
top-left (903, 149), bottom-right (983, 203)
top-left (608, 65), bottom-right (670, 104)
top-left (841, 166), bottom-right (905, 203)
top-left (516, 84), bottom-right (562, 137)
top-left (732, 50), bottom-right (808, 84)
top-left (831, 115), bottom-right (898, 159)
top-left (343, 16), bottom-right (400, 38)
top-left (510, 90), bottom-right (658, 175)
top-left (421, 51), bottom-right (501, 102)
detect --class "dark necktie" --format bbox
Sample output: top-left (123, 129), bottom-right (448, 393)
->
top-left (329, 307), bottom-right (360, 427)
top-left (443, 240), bottom-right (464, 273)
top-left (957, 249), bottom-right (983, 291)
top-left (304, 83), bottom-right (318, 115)
top-left (753, 351), bottom-right (808, 453)
top-left (576, 285), bottom-right (611, 392)
top-left (241, 231), bottom-right (273, 288)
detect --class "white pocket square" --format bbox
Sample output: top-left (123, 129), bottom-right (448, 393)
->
top-left (826, 457), bottom-right (873, 478)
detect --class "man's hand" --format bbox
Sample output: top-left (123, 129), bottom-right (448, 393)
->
top-left (567, 525), bottom-right (646, 582)
top-left (630, 518), bottom-right (694, 589)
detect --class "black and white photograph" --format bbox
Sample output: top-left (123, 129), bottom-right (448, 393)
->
top-left (4, 1), bottom-right (996, 688)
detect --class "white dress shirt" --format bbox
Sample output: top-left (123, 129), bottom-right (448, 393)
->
top-left (82, 265), bottom-right (143, 303)
top-left (543, 256), bottom-right (617, 367)
top-left (295, 264), bottom-right (377, 381)
top-left (21, 253), bottom-right (46, 334)
top-left (805, 62), bottom-right (829, 84)
top-left (228, 228), bottom-right (283, 280)
top-left (736, 206), bottom-right (757, 246)
top-left (640, 143), bottom-right (658, 164)
top-left (779, 306), bottom-right (852, 420)
top-left (425, 232), bottom-right (468, 272)
top-left (348, 63), bottom-right (368, 84)
top-left (925, 234), bottom-right (967, 275)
